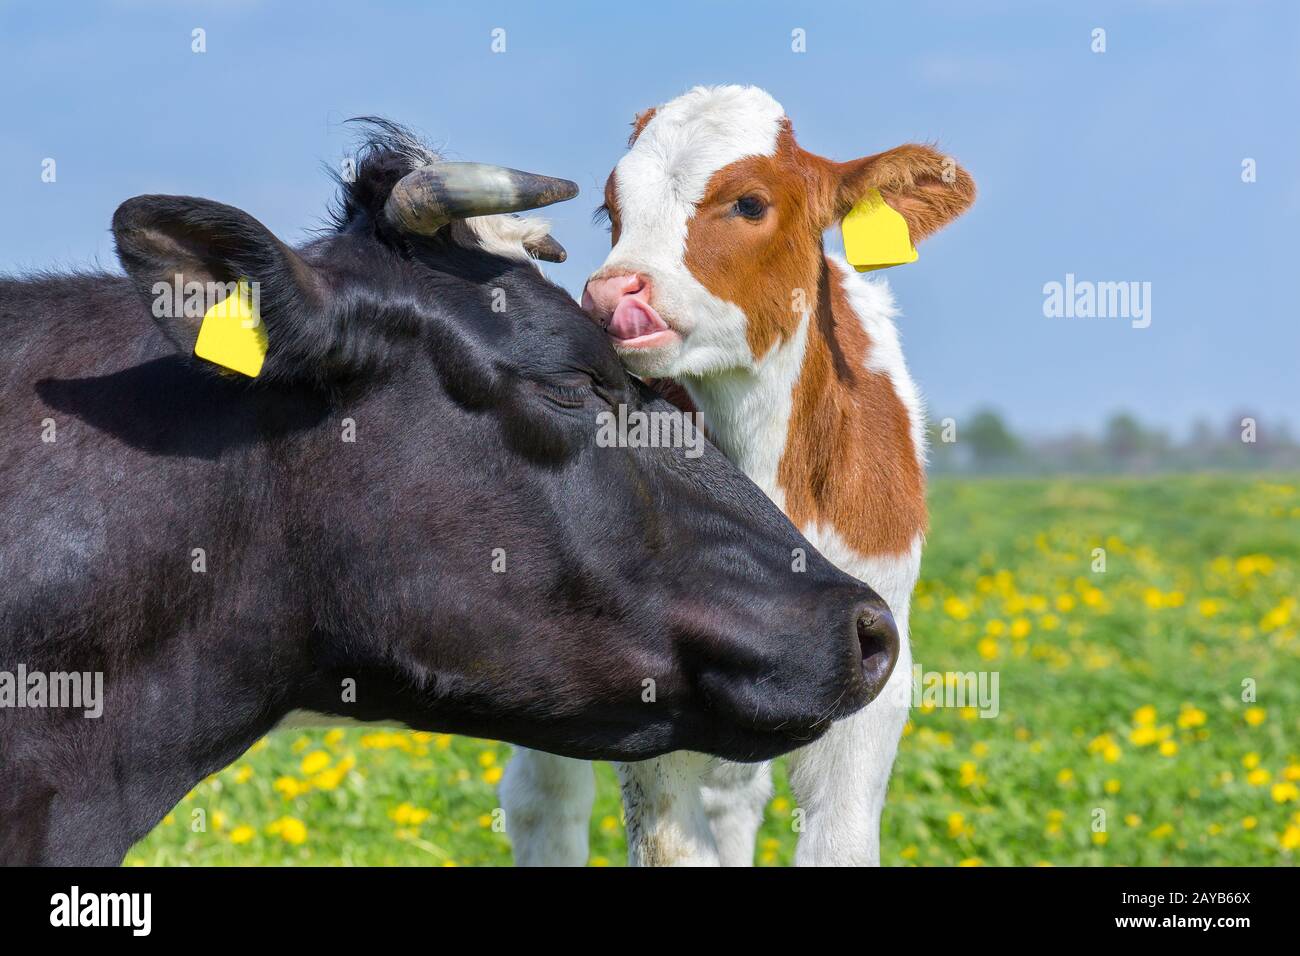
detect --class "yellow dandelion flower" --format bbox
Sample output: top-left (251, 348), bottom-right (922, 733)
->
top-left (900, 845), bottom-right (918, 860)
top-left (232, 765), bottom-right (253, 784)
top-left (1149, 823), bottom-right (1174, 839)
top-left (300, 750), bottom-right (330, 775)
top-left (957, 857), bottom-right (982, 867)
top-left (590, 856), bottom-right (609, 867)
top-left (1241, 816), bottom-right (1258, 831)
top-left (1246, 768), bottom-right (1271, 786)
top-left (324, 728), bottom-right (345, 747)
top-left (947, 812), bottom-right (970, 838)
top-left (1133, 705), bottom-right (1157, 726)
top-left (478, 750), bottom-right (497, 767)
top-left (985, 619), bottom-right (1006, 636)
top-left (1176, 705), bottom-right (1207, 729)
top-left (1056, 768), bottom-right (1074, 785)
top-left (483, 766), bottom-right (503, 785)
top-left (1242, 752), bottom-right (1261, 769)
top-left (1197, 599), bottom-right (1221, 618)
top-left (1159, 740), bottom-right (1179, 757)
top-left (435, 734), bottom-right (453, 750)
top-left (273, 776), bottom-right (304, 799)
top-left (1104, 779), bottom-right (1121, 794)
top-left (229, 825), bottom-right (255, 845)
top-left (943, 596), bottom-right (971, 620)
top-left (1055, 594), bottom-right (1077, 613)
top-left (269, 816), bottom-right (307, 845)
top-left (477, 814), bottom-right (494, 828)
top-left (1092, 831), bottom-right (1109, 846)
top-left (1244, 707), bottom-right (1266, 726)
top-left (976, 637), bottom-right (1000, 660)
top-left (971, 741), bottom-right (990, 758)
top-left (1282, 825), bottom-right (1300, 851)
top-left (1124, 814), bottom-right (1141, 827)
top-left (771, 796), bottom-right (791, 813)
top-left (1284, 765), bottom-right (1300, 781)
top-left (1272, 782), bottom-right (1299, 803)
top-left (1129, 725), bottom-right (1160, 746)
top-left (600, 815), bottom-right (620, 833)
top-left (1010, 617), bottom-right (1031, 639)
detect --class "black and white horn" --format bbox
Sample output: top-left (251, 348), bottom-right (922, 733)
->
top-left (384, 162), bottom-right (579, 235)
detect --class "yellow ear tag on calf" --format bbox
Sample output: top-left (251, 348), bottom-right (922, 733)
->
top-left (193, 279), bottom-right (268, 377)
top-left (841, 188), bottom-right (918, 273)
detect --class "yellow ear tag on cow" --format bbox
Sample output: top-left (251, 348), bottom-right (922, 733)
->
top-left (193, 279), bottom-right (268, 378)
top-left (841, 188), bottom-right (918, 273)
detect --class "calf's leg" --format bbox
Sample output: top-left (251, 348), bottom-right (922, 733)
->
top-left (618, 753), bottom-right (720, 866)
top-left (785, 636), bottom-right (911, 866)
top-left (500, 748), bottom-right (595, 866)
top-left (698, 760), bottom-right (771, 866)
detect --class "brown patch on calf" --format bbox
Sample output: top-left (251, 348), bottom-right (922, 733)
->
top-left (776, 259), bottom-right (927, 556)
top-left (683, 126), bottom-right (827, 361)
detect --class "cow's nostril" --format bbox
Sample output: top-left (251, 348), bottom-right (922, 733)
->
top-left (857, 605), bottom-right (900, 699)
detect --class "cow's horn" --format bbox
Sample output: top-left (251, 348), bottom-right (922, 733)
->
top-left (384, 162), bottom-right (579, 235)
top-left (524, 234), bottom-right (568, 263)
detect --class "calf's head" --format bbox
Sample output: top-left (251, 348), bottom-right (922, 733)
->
top-left (110, 121), bottom-right (896, 763)
top-left (583, 85), bottom-right (975, 379)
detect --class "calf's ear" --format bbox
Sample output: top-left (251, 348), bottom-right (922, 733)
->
top-left (832, 145), bottom-right (975, 243)
top-left (113, 195), bottom-right (326, 375)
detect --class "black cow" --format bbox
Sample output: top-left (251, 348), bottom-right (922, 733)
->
top-left (0, 121), bottom-right (898, 865)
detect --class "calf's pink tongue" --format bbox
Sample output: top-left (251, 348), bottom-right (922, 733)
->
top-left (606, 297), bottom-right (668, 340)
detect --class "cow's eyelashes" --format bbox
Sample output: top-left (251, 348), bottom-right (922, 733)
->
top-left (733, 195), bottom-right (767, 220)
top-left (593, 204), bottom-right (613, 234)
top-left (530, 377), bottom-right (602, 410)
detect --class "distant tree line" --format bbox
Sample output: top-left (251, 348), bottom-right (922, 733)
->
top-left (927, 410), bottom-right (1300, 474)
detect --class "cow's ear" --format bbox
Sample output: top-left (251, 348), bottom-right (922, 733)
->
top-left (832, 145), bottom-right (975, 243)
top-left (112, 195), bottom-right (326, 372)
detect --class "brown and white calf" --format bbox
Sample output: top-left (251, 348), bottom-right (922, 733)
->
top-left (502, 86), bottom-right (974, 866)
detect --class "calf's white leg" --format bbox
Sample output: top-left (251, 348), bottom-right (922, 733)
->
top-left (500, 748), bottom-right (594, 867)
top-left (617, 753), bottom-right (720, 866)
top-left (785, 636), bottom-right (911, 866)
top-left (698, 760), bottom-right (771, 866)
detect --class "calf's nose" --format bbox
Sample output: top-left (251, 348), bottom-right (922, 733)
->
top-left (581, 272), bottom-right (647, 318)
top-left (856, 601), bottom-right (900, 702)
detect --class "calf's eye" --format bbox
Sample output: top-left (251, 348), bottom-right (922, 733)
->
top-left (733, 195), bottom-right (767, 220)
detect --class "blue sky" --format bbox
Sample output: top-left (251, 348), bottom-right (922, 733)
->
top-left (1, 0), bottom-right (1295, 434)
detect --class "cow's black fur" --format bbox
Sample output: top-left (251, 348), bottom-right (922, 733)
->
top-left (0, 122), bottom-right (886, 864)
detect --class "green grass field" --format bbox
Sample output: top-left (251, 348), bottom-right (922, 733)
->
top-left (126, 475), bottom-right (1300, 866)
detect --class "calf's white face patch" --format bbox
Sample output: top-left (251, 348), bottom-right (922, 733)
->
top-left (596, 86), bottom-right (785, 379)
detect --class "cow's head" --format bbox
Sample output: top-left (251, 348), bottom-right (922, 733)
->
top-left (582, 85), bottom-right (975, 379)
top-left (108, 120), bottom-right (896, 763)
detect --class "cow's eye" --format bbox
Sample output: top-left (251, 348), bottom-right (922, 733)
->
top-left (733, 195), bottom-right (767, 220)
top-left (533, 374), bottom-right (613, 410)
